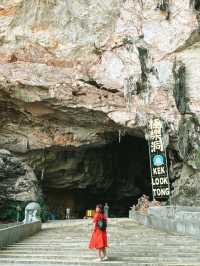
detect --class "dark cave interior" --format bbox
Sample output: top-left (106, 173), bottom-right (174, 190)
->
top-left (43, 135), bottom-right (152, 219)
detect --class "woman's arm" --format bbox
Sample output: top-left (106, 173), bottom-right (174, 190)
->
top-left (92, 213), bottom-right (98, 230)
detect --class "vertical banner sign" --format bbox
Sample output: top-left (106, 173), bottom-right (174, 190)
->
top-left (148, 118), bottom-right (170, 200)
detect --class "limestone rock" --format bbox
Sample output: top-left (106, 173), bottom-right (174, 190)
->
top-left (171, 165), bottom-right (200, 206)
top-left (0, 150), bottom-right (40, 203)
top-left (0, 0), bottom-right (199, 206)
top-left (178, 116), bottom-right (200, 170)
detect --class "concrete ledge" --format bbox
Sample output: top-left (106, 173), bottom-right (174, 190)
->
top-left (131, 206), bottom-right (200, 239)
top-left (0, 223), bottom-right (19, 229)
top-left (0, 222), bottom-right (41, 248)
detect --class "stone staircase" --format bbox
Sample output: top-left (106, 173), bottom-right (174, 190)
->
top-left (0, 218), bottom-right (200, 265)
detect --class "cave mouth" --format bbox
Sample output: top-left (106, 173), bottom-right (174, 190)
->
top-left (43, 135), bottom-right (152, 219)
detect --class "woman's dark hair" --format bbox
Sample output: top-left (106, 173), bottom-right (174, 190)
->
top-left (96, 204), bottom-right (104, 213)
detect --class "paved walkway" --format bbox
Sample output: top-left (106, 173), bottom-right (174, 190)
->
top-left (1, 218), bottom-right (200, 265)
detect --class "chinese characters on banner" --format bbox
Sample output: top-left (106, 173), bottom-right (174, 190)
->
top-left (148, 118), bottom-right (170, 200)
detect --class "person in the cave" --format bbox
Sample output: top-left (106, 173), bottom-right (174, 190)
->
top-left (89, 204), bottom-right (108, 262)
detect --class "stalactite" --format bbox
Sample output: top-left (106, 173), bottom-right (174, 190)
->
top-left (41, 168), bottom-right (44, 181)
top-left (123, 76), bottom-right (138, 111)
top-left (118, 129), bottom-right (121, 143)
top-left (118, 129), bottom-right (126, 143)
top-left (173, 60), bottom-right (187, 114)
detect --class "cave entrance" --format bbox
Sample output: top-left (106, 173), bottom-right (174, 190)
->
top-left (43, 135), bottom-right (152, 219)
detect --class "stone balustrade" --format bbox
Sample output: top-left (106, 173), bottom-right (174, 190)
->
top-left (0, 221), bottom-right (41, 248)
top-left (130, 206), bottom-right (200, 239)
top-left (0, 202), bottom-right (42, 248)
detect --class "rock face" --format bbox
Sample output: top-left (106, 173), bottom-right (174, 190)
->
top-left (0, 149), bottom-right (40, 205)
top-left (0, 0), bottom-right (200, 208)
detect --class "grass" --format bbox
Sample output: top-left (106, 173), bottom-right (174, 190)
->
top-left (122, 36), bottom-right (134, 45)
top-left (190, 116), bottom-right (199, 125)
top-left (92, 43), bottom-right (104, 56)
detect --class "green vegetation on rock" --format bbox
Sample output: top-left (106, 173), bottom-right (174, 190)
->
top-left (190, 0), bottom-right (200, 11)
top-left (0, 198), bottom-right (49, 223)
top-left (37, 197), bottom-right (49, 222)
top-left (157, 0), bottom-right (170, 19)
top-left (195, 149), bottom-right (200, 168)
top-left (0, 200), bottom-right (27, 222)
top-left (157, 0), bottom-right (169, 11)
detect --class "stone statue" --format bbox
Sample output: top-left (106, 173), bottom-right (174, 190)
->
top-left (104, 203), bottom-right (109, 217)
top-left (23, 202), bottom-right (41, 224)
top-left (66, 208), bottom-right (71, 219)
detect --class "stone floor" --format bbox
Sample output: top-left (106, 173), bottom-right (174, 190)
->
top-left (1, 218), bottom-right (200, 265)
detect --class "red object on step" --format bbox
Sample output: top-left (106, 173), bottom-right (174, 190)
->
top-left (89, 213), bottom-right (108, 249)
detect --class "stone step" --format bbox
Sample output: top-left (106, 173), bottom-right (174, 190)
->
top-left (7, 243), bottom-right (200, 249)
top-left (1, 219), bottom-right (200, 266)
top-left (13, 241), bottom-right (198, 246)
top-left (2, 250), bottom-right (200, 256)
top-left (0, 261), bottom-right (200, 266)
top-left (21, 235), bottom-right (195, 238)
top-left (20, 237), bottom-right (196, 242)
top-left (9, 237), bottom-right (198, 243)
top-left (5, 245), bottom-right (200, 251)
top-left (1, 252), bottom-right (200, 259)
top-left (0, 257), bottom-right (200, 264)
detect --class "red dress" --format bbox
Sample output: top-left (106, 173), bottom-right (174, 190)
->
top-left (89, 213), bottom-right (108, 249)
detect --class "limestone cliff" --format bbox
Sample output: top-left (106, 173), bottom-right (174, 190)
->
top-left (0, 0), bottom-right (200, 208)
top-left (0, 149), bottom-right (39, 206)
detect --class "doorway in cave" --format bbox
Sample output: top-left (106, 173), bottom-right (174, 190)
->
top-left (43, 135), bottom-right (152, 219)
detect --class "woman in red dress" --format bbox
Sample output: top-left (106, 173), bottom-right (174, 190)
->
top-left (89, 204), bottom-right (108, 262)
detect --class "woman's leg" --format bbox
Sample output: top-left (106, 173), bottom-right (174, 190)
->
top-left (102, 248), bottom-right (106, 257)
top-left (94, 249), bottom-right (102, 261)
top-left (102, 248), bottom-right (108, 260)
top-left (97, 249), bottom-right (102, 259)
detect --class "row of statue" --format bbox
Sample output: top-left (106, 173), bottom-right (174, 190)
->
top-left (22, 202), bottom-right (110, 223)
top-left (22, 198), bottom-right (160, 223)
